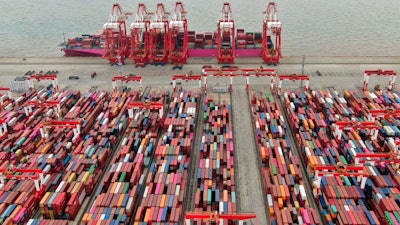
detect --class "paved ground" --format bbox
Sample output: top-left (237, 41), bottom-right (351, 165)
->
top-left (1, 57), bottom-right (399, 94)
top-left (232, 87), bottom-right (269, 225)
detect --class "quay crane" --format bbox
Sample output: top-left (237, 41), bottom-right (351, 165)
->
top-left (217, 2), bottom-right (235, 64)
top-left (168, 1), bottom-right (188, 69)
top-left (130, 3), bottom-right (152, 67)
top-left (149, 3), bottom-right (170, 65)
top-left (262, 2), bottom-right (282, 65)
top-left (103, 3), bottom-right (131, 65)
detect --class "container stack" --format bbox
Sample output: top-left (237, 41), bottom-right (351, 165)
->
top-left (204, 32), bottom-right (213, 46)
top-left (342, 90), bottom-right (400, 225)
top-left (246, 32), bottom-right (255, 46)
top-left (282, 89), bottom-right (400, 225)
top-left (188, 31), bottom-right (196, 44)
top-left (10, 76), bottom-right (30, 93)
top-left (0, 89), bottom-right (91, 224)
top-left (39, 89), bottom-right (124, 220)
top-left (254, 32), bottom-right (262, 44)
top-left (250, 93), bottom-right (320, 225)
top-left (134, 90), bottom-right (198, 224)
top-left (82, 90), bottom-right (165, 224)
top-left (195, 33), bottom-right (204, 48)
top-left (27, 219), bottom-right (69, 225)
top-left (74, 37), bottom-right (83, 49)
top-left (236, 29), bottom-right (246, 49)
top-left (190, 95), bottom-right (237, 224)
top-left (82, 38), bottom-right (93, 48)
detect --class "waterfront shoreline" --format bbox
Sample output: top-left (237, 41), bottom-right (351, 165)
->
top-left (1, 56), bottom-right (400, 65)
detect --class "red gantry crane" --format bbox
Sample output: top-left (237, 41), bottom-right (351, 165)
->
top-left (168, 2), bottom-right (188, 69)
top-left (367, 108), bottom-right (400, 121)
top-left (202, 67), bottom-right (276, 91)
top-left (103, 3), bottom-right (131, 65)
top-left (149, 3), bottom-right (170, 65)
top-left (313, 163), bottom-right (368, 198)
top-left (277, 74), bottom-right (310, 95)
top-left (0, 166), bottom-right (46, 199)
top-left (334, 121), bottom-right (380, 141)
top-left (171, 74), bottom-right (202, 92)
top-left (111, 75), bottom-right (143, 92)
top-left (27, 72), bottom-right (59, 91)
top-left (25, 100), bottom-right (61, 118)
top-left (217, 3), bottom-right (235, 64)
top-left (363, 69), bottom-right (397, 91)
top-left (0, 87), bottom-right (12, 106)
top-left (128, 101), bottom-right (164, 121)
top-left (130, 3), bottom-right (152, 67)
top-left (262, 2), bottom-right (282, 65)
top-left (40, 119), bottom-right (82, 142)
top-left (185, 212), bottom-right (258, 225)
top-left (0, 119), bottom-right (7, 139)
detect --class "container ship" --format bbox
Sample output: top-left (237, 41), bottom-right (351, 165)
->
top-left (62, 2), bottom-right (282, 66)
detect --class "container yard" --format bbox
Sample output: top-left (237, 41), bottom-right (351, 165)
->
top-left (0, 44), bottom-right (399, 225)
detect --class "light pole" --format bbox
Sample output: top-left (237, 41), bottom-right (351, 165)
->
top-left (117, 56), bottom-right (123, 75)
top-left (301, 55), bottom-right (305, 88)
top-left (301, 55), bottom-right (305, 74)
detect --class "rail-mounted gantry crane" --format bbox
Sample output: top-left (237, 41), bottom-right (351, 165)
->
top-left (103, 3), bottom-right (131, 65)
top-left (185, 211), bottom-right (258, 225)
top-left (149, 3), bottom-right (170, 65)
top-left (130, 3), bottom-right (152, 67)
top-left (0, 87), bottom-right (12, 106)
top-left (363, 69), bottom-right (397, 91)
top-left (277, 74), bottom-right (309, 95)
top-left (168, 2), bottom-right (188, 69)
top-left (0, 166), bottom-right (46, 199)
top-left (262, 2), bottom-right (282, 65)
top-left (217, 3), bottom-right (235, 64)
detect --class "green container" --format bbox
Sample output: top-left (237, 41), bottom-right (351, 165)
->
top-left (340, 155), bottom-right (348, 165)
top-left (384, 211), bottom-right (396, 225)
top-left (271, 164), bottom-right (277, 176)
top-left (119, 172), bottom-right (126, 182)
top-left (88, 165), bottom-right (96, 174)
top-left (207, 189), bottom-right (212, 205)
top-left (342, 176), bottom-right (351, 186)
top-left (123, 182), bottom-right (130, 194)
top-left (265, 93), bottom-right (271, 102)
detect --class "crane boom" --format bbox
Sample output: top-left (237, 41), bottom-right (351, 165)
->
top-left (168, 1), bottom-right (188, 69)
top-left (149, 3), bottom-right (170, 65)
top-left (217, 3), bottom-right (235, 64)
top-left (103, 3), bottom-right (131, 65)
top-left (130, 3), bottom-right (152, 67)
top-left (262, 2), bottom-right (282, 65)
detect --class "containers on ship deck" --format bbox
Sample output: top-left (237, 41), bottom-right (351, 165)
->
top-left (250, 93), bottom-right (320, 225)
